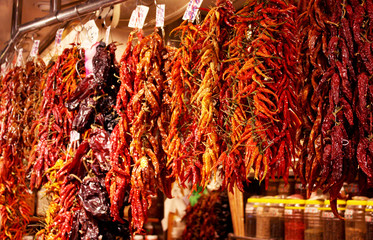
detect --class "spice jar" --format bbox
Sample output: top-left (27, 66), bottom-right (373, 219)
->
top-left (365, 199), bottom-right (373, 239)
top-left (256, 197), bottom-right (272, 239)
top-left (245, 196), bottom-right (259, 237)
top-left (345, 199), bottom-right (367, 240)
top-left (321, 199), bottom-right (346, 240)
top-left (304, 199), bottom-right (323, 240)
top-left (284, 198), bottom-right (305, 240)
top-left (269, 198), bottom-right (286, 240)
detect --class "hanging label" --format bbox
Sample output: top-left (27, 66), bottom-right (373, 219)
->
top-left (30, 40), bottom-right (40, 57)
top-left (16, 48), bottom-right (23, 67)
top-left (84, 20), bottom-right (99, 44)
top-left (156, 4), bottom-right (165, 28)
top-left (183, 0), bottom-right (203, 22)
top-left (105, 26), bottom-right (111, 44)
top-left (70, 130), bottom-right (80, 143)
top-left (55, 28), bottom-right (64, 46)
top-left (128, 5), bottom-right (149, 29)
top-left (1, 63), bottom-right (7, 76)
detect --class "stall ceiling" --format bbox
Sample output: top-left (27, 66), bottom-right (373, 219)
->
top-left (0, 0), bottom-right (246, 58)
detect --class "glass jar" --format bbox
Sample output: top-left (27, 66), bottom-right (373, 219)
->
top-left (304, 199), bottom-right (323, 240)
top-left (245, 196), bottom-right (259, 237)
top-left (321, 200), bottom-right (346, 240)
top-left (269, 198), bottom-right (286, 240)
top-left (345, 199), bottom-right (367, 240)
top-left (256, 197), bottom-right (272, 239)
top-left (365, 199), bottom-right (373, 239)
top-left (284, 198), bottom-right (305, 240)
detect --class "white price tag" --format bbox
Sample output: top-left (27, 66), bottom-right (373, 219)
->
top-left (105, 26), bottom-right (111, 44)
top-left (156, 4), bottom-right (165, 28)
top-left (128, 5), bottom-right (149, 29)
top-left (16, 48), bottom-right (23, 67)
top-left (30, 40), bottom-right (40, 57)
top-left (284, 209), bottom-right (293, 215)
top-left (70, 130), bottom-right (80, 143)
top-left (256, 207), bottom-right (264, 214)
top-left (182, 0), bottom-right (203, 22)
top-left (1, 63), bottom-right (7, 76)
top-left (84, 20), bottom-right (99, 45)
top-left (345, 209), bottom-right (353, 219)
top-left (305, 207), bottom-right (319, 214)
top-left (55, 28), bottom-right (64, 47)
top-left (322, 212), bottom-right (334, 218)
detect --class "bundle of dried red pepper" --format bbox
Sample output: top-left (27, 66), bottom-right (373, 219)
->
top-left (107, 30), bottom-right (175, 234)
top-left (296, 0), bottom-right (373, 215)
top-left (0, 60), bottom-right (45, 240)
top-left (182, 191), bottom-right (232, 240)
top-left (217, 0), bottom-right (300, 191)
top-left (29, 46), bottom-right (85, 190)
top-left (38, 42), bottom-right (129, 240)
top-left (166, 0), bottom-right (236, 192)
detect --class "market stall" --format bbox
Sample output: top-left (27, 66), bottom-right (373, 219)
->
top-left (0, 0), bottom-right (373, 239)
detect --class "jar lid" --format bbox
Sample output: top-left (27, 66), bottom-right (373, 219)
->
top-left (324, 200), bottom-right (346, 205)
top-left (145, 236), bottom-right (158, 240)
top-left (346, 200), bottom-right (367, 206)
top-left (247, 196), bottom-right (261, 203)
top-left (286, 199), bottom-right (305, 204)
top-left (270, 198), bottom-right (288, 204)
top-left (305, 199), bottom-right (323, 205)
top-left (366, 199), bottom-right (373, 206)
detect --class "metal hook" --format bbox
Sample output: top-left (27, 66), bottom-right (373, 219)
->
top-left (103, 6), bottom-right (113, 28)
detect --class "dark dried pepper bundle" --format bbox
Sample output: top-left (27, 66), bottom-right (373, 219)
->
top-left (296, 0), bottom-right (373, 216)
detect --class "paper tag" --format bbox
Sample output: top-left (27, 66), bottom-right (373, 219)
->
top-left (156, 4), bottom-right (165, 28)
top-left (105, 26), bottom-right (111, 44)
top-left (16, 48), bottom-right (23, 67)
top-left (70, 130), bottom-right (80, 143)
top-left (55, 28), bottom-right (64, 47)
top-left (345, 209), bottom-right (353, 219)
top-left (1, 63), bottom-right (7, 75)
top-left (322, 212), bottom-right (334, 218)
top-left (366, 216), bottom-right (372, 222)
top-left (30, 40), bottom-right (40, 57)
top-left (305, 207), bottom-right (319, 214)
top-left (284, 209), bottom-right (293, 215)
top-left (128, 5), bottom-right (149, 29)
top-left (84, 20), bottom-right (99, 45)
top-left (183, 0), bottom-right (203, 22)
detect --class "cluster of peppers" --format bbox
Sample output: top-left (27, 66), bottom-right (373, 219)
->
top-left (0, 60), bottom-right (45, 239)
top-left (296, 0), bottom-right (373, 215)
top-left (219, 0), bottom-right (300, 191)
top-left (182, 191), bottom-right (232, 240)
top-left (31, 42), bottom-right (130, 239)
top-left (107, 31), bottom-right (175, 233)
top-left (2, 0), bottom-right (373, 238)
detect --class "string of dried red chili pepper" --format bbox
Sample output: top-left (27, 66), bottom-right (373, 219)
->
top-left (0, 60), bottom-right (45, 240)
top-left (296, 0), bottom-right (373, 217)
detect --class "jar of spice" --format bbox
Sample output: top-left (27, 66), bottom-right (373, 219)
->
top-left (256, 197), bottom-right (272, 239)
top-left (284, 198), bottom-right (305, 240)
top-left (345, 199), bottom-right (367, 240)
top-left (269, 198), bottom-right (286, 240)
top-left (304, 199), bottom-right (323, 240)
top-left (365, 199), bottom-right (373, 239)
top-left (245, 196), bottom-right (259, 237)
top-left (321, 199), bottom-right (346, 240)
